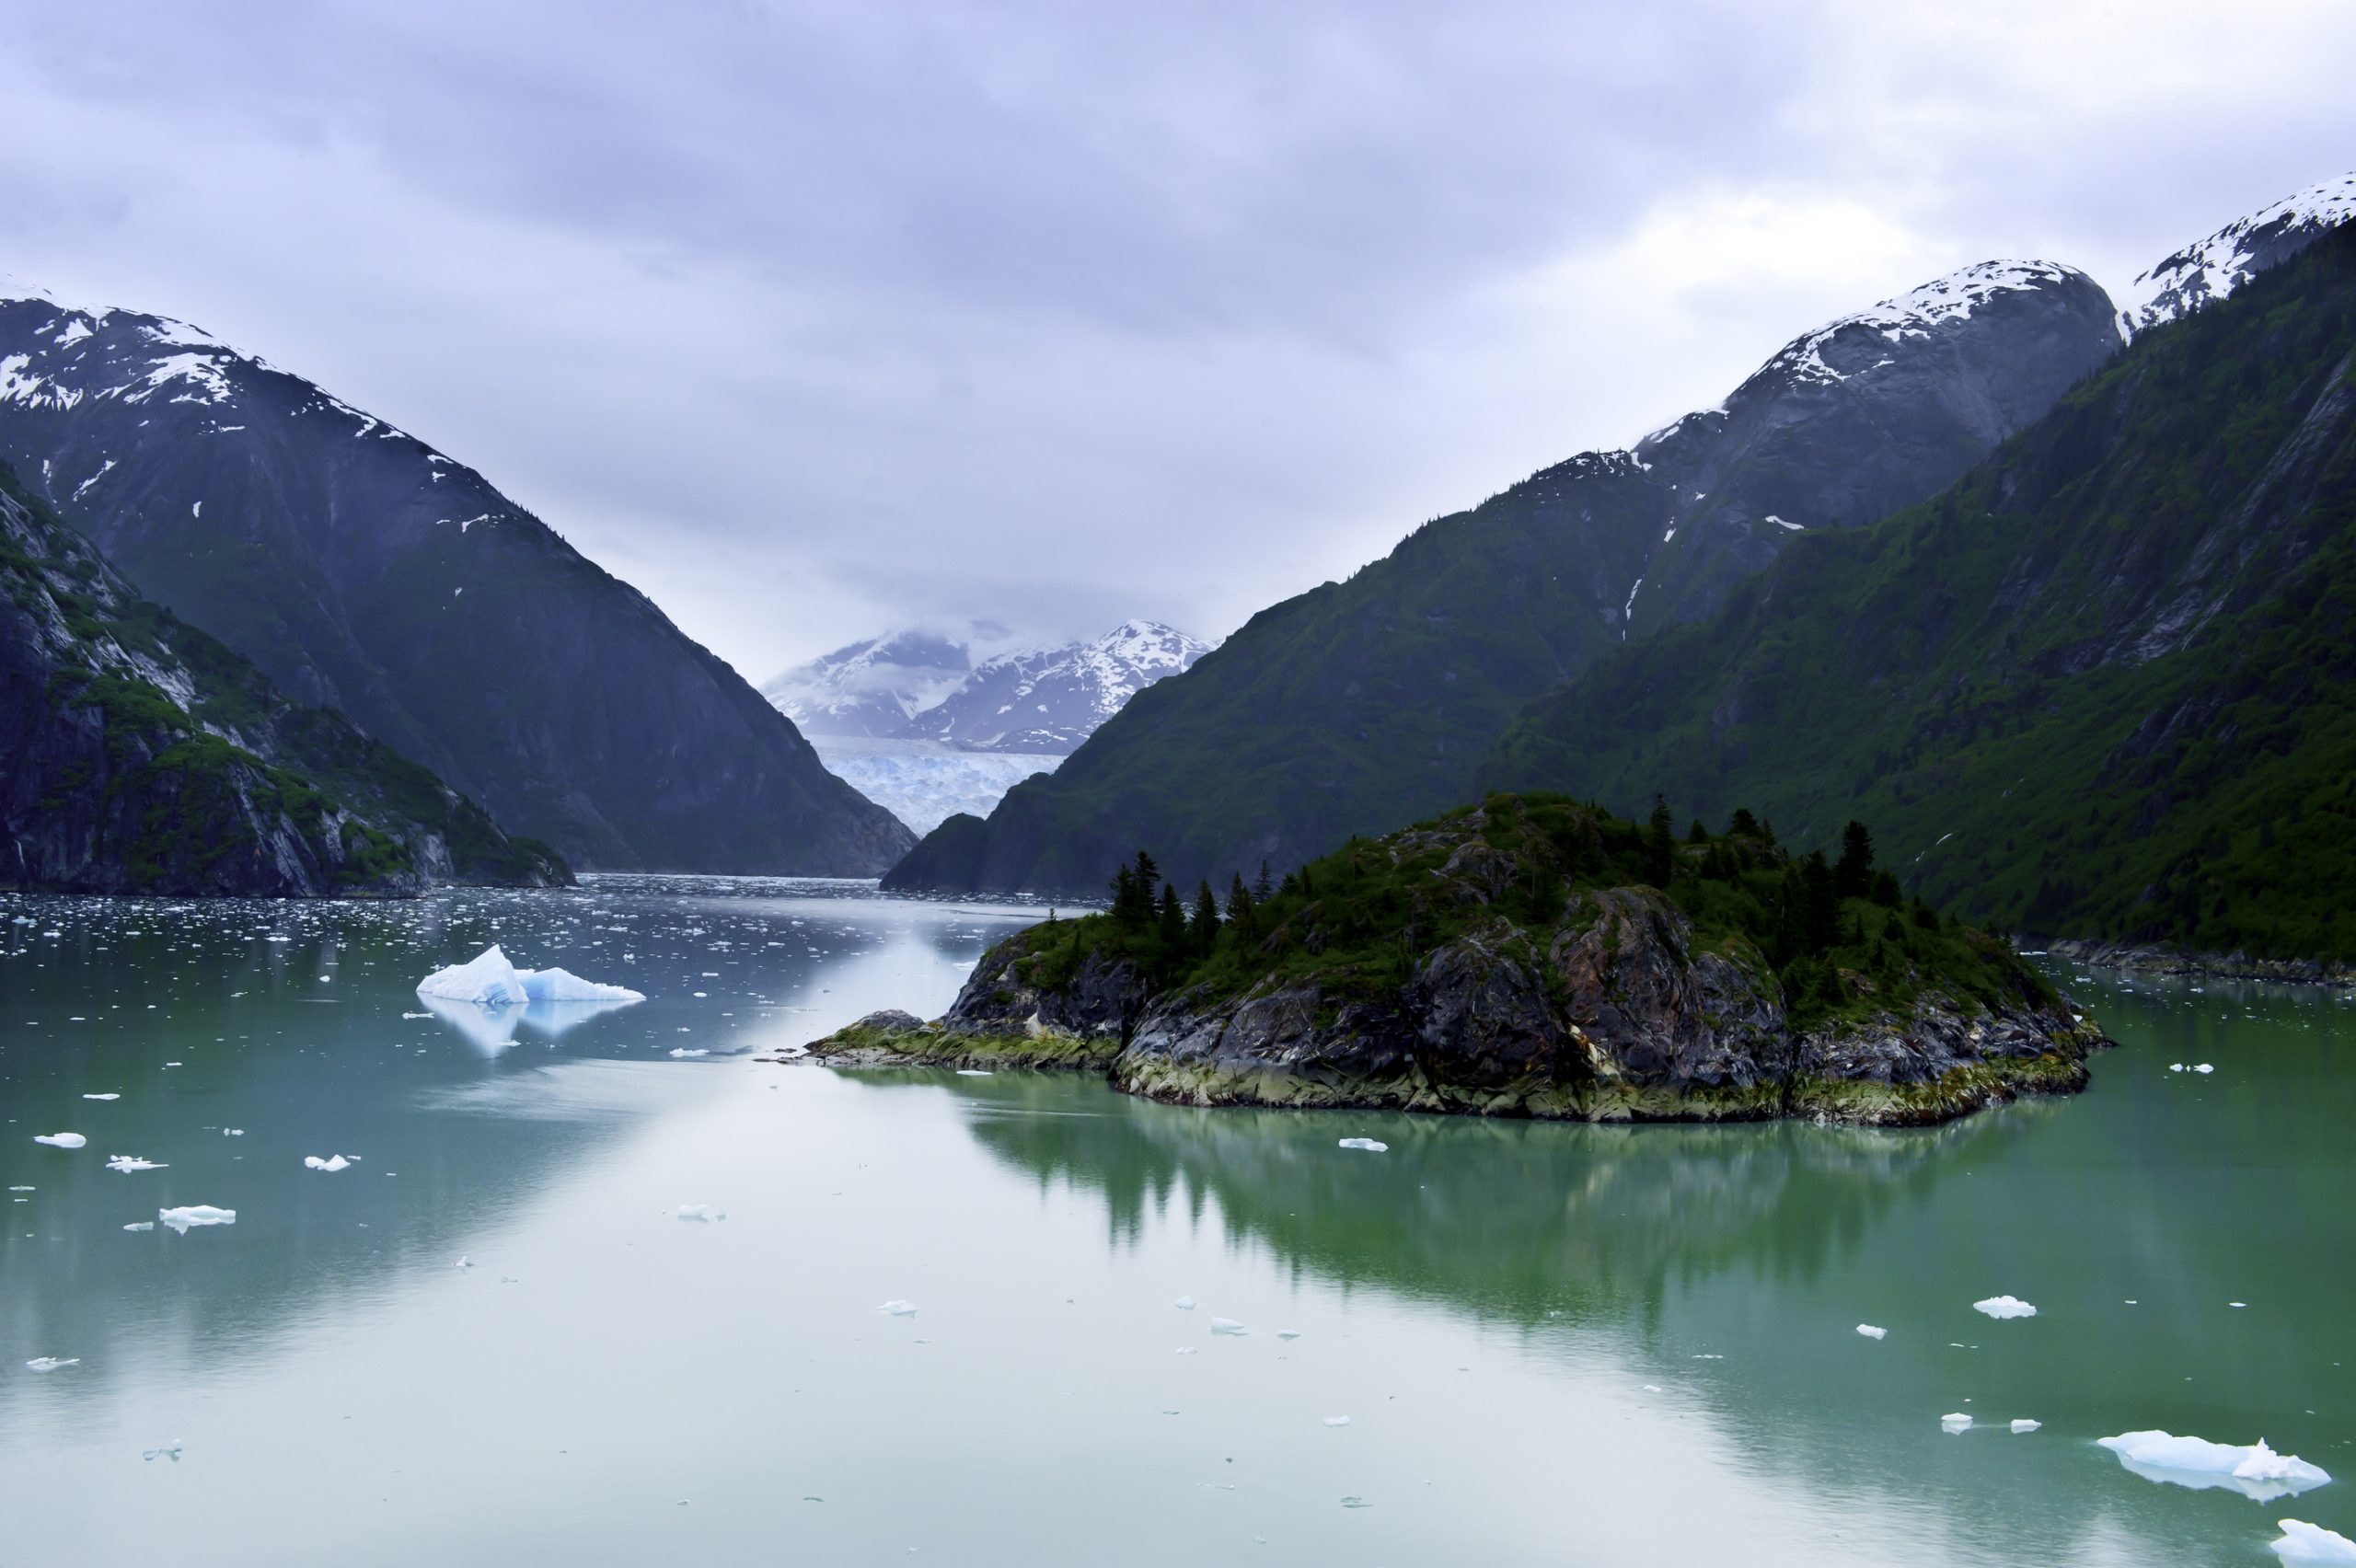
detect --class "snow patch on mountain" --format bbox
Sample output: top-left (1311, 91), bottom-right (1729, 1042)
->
top-left (2117, 174), bottom-right (2356, 340)
top-left (1758, 261), bottom-right (2092, 388)
top-left (901, 618), bottom-right (1214, 752)
top-left (761, 630), bottom-right (972, 738)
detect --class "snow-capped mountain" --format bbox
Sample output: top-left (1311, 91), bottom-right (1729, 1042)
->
top-left (0, 280), bottom-right (912, 873)
top-left (760, 630), bottom-right (972, 737)
top-left (900, 619), bottom-right (1213, 753)
top-left (2116, 174), bottom-right (2356, 339)
top-left (800, 737), bottom-right (1063, 836)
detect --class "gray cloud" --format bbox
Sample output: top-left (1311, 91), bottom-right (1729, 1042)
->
top-left (2, 0), bottom-right (2352, 680)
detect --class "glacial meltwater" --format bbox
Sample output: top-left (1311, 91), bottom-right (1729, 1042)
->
top-left (3, 881), bottom-right (2351, 1565)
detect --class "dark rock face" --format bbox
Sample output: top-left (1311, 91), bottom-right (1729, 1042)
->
top-left (885, 261), bottom-right (2119, 898)
top-left (0, 464), bottom-right (564, 896)
top-left (0, 294), bottom-right (911, 874)
top-left (811, 887), bottom-right (2105, 1129)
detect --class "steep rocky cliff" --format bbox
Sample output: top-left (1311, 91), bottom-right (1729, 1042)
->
top-left (0, 461), bottom-right (566, 896)
top-left (0, 289), bottom-right (911, 873)
top-left (820, 795), bottom-right (2104, 1126)
top-left (885, 260), bottom-right (2118, 897)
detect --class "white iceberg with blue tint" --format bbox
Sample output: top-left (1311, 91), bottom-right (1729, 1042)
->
top-left (32, 1132), bottom-right (86, 1149)
top-left (2273, 1520), bottom-right (2356, 1563)
top-left (416, 945), bottom-right (645, 1008)
top-left (158, 1205), bottom-right (236, 1232)
top-left (1972, 1295), bottom-right (2038, 1319)
top-left (2099, 1430), bottom-right (2331, 1501)
top-left (1337, 1137), bottom-right (1388, 1152)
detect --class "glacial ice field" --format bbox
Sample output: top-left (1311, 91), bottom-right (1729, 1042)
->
top-left (1, 877), bottom-right (2352, 1566)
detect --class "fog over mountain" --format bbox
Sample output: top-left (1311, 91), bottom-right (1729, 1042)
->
top-left (4, 2), bottom-right (2351, 680)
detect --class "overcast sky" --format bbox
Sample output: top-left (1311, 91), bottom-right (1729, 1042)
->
top-left (3, 0), bottom-right (2352, 679)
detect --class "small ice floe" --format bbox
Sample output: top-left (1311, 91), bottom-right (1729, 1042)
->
top-left (676, 1205), bottom-right (724, 1222)
top-left (32, 1133), bottom-right (86, 1149)
top-left (1276, 1329), bottom-right (1303, 1341)
top-left (2098, 1431), bottom-right (2331, 1501)
top-left (1322, 1415), bottom-right (1351, 1427)
top-left (668, 1048), bottom-right (709, 1058)
top-left (122, 1221), bottom-right (155, 1232)
top-left (303, 1155), bottom-right (352, 1172)
top-left (82, 1092), bottom-right (120, 1101)
top-left (2272, 1520), bottom-right (2356, 1563)
top-left (1175, 1346), bottom-right (1197, 1355)
top-left (1339, 1496), bottom-right (1372, 1509)
top-left (1942, 1413), bottom-right (1974, 1433)
top-left (2170, 1063), bottom-right (2186, 1072)
top-left (143, 1439), bottom-right (182, 1462)
top-left (1210, 1317), bottom-right (1247, 1335)
top-left (158, 1205), bottom-right (235, 1232)
top-left (878, 1299), bottom-right (918, 1317)
top-left (25, 1356), bottom-right (79, 1372)
top-left (1337, 1137), bottom-right (1388, 1152)
top-left (2195, 1063), bottom-right (2215, 1074)
top-left (105, 1155), bottom-right (167, 1172)
top-left (1173, 1295), bottom-right (1197, 1310)
top-left (401, 1011), bottom-right (432, 1020)
top-left (1973, 1296), bottom-right (2038, 1320)
top-left (222, 1128), bottom-right (243, 1136)
top-left (455, 1256), bottom-right (473, 1270)
top-left (954, 1068), bottom-right (993, 1077)
top-left (1856, 1324), bottom-right (1888, 1340)
top-left (2012, 1420), bottom-right (2042, 1434)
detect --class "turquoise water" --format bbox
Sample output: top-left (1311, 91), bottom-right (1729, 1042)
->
top-left (2, 881), bottom-right (2350, 1564)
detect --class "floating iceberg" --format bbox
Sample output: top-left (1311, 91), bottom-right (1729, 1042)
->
top-left (1276, 1329), bottom-right (1303, 1341)
top-left (32, 1132), bottom-right (86, 1149)
top-left (1173, 1295), bottom-right (1196, 1310)
top-left (158, 1205), bottom-right (236, 1232)
top-left (676, 1204), bottom-right (724, 1222)
top-left (105, 1155), bottom-right (167, 1172)
top-left (878, 1299), bottom-right (918, 1317)
top-left (82, 1092), bottom-right (120, 1101)
top-left (1322, 1415), bottom-right (1351, 1427)
top-left (2273, 1520), bottom-right (2356, 1563)
top-left (1942, 1412), bottom-right (1974, 1433)
top-left (955, 1068), bottom-right (993, 1077)
top-left (2011, 1419), bottom-right (2042, 1434)
top-left (1973, 1295), bottom-right (2038, 1320)
top-left (1856, 1324), bottom-right (1888, 1339)
top-left (2098, 1430), bottom-right (2331, 1501)
top-left (25, 1356), bottom-right (79, 1372)
top-left (303, 1155), bottom-right (352, 1172)
top-left (416, 945), bottom-right (646, 1008)
top-left (1210, 1317), bottom-right (1247, 1336)
top-left (2195, 1063), bottom-right (2215, 1074)
top-left (669, 1047), bottom-right (709, 1058)
top-left (143, 1440), bottom-right (182, 1462)
top-left (1337, 1137), bottom-right (1388, 1152)
top-left (122, 1221), bottom-right (155, 1232)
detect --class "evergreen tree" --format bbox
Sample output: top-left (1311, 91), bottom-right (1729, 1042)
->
top-left (1190, 880), bottom-right (1220, 953)
top-left (1157, 882), bottom-right (1187, 951)
top-left (1727, 807), bottom-right (1761, 838)
top-left (1645, 794), bottom-right (1676, 888)
top-left (1834, 820), bottom-right (1875, 899)
top-left (1687, 818), bottom-right (1709, 845)
top-left (1801, 851), bottom-right (1839, 953)
top-left (1253, 861), bottom-right (1274, 901)
top-left (1228, 873), bottom-right (1258, 942)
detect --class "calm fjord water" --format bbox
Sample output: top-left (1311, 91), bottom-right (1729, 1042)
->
top-left (2, 879), bottom-right (2350, 1566)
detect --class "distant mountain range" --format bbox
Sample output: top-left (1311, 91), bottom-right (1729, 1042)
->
top-left (0, 291), bottom-right (910, 874)
top-left (0, 459), bottom-right (566, 895)
top-left (765, 619), bottom-right (1211, 754)
top-left (886, 254), bottom-right (2121, 895)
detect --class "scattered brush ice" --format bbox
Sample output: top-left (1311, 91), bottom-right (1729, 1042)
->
top-left (1322, 1415), bottom-right (1351, 1427)
top-left (105, 1155), bottom-right (167, 1172)
top-left (1173, 1295), bottom-right (1196, 1310)
top-left (2098, 1431), bottom-right (2331, 1501)
top-left (878, 1299), bottom-right (918, 1317)
top-left (1942, 1413), bottom-right (1974, 1433)
top-left (25, 1356), bottom-right (79, 1372)
top-left (303, 1155), bottom-right (352, 1172)
top-left (32, 1133), bottom-right (86, 1149)
top-left (82, 1092), bottom-right (120, 1101)
top-left (121, 1221), bottom-right (154, 1232)
top-left (2273, 1520), bottom-right (2356, 1564)
top-left (1276, 1329), bottom-right (1303, 1341)
top-left (143, 1440), bottom-right (182, 1462)
top-left (1973, 1296), bottom-right (2038, 1320)
top-left (1856, 1324), bottom-right (1888, 1339)
top-left (2012, 1420), bottom-right (2042, 1434)
top-left (1336, 1137), bottom-right (1388, 1152)
top-left (669, 1047), bottom-right (709, 1058)
top-left (158, 1205), bottom-right (235, 1232)
top-left (1210, 1317), bottom-right (1247, 1335)
top-left (676, 1205), bottom-right (725, 1221)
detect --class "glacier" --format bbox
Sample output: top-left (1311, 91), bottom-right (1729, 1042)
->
top-left (807, 736), bottom-right (1061, 836)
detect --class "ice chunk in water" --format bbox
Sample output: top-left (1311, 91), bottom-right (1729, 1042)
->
top-left (878, 1299), bottom-right (918, 1317)
top-left (32, 1133), bottom-right (86, 1149)
top-left (1173, 1295), bottom-right (1196, 1310)
top-left (303, 1155), bottom-right (352, 1171)
top-left (416, 945), bottom-right (531, 1006)
top-left (1973, 1296), bottom-right (2037, 1319)
top-left (143, 1440), bottom-right (181, 1462)
top-left (518, 966), bottom-right (645, 1003)
top-left (2195, 1063), bottom-right (2215, 1074)
top-left (1322, 1415), bottom-right (1351, 1427)
top-left (1337, 1137), bottom-right (1388, 1152)
top-left (105, 1155), bottom-right (167, 1172)
top-left (25, 1356), bottom-right (79, 1372)
top-left (2273, 1520), bottom-right (2356, 1563)
top-left (2010, 1419), bottom-right (2042, 1433)
top-left (121, 1221), bottom-right (155, 1232)
top-left (1210, 1317), bottom-right (1247, 1335)
top-left (2098, 1431), bottom-right (2331, 1501)
top-left (1276, 1329), bottom-right (1302, 1341)
top-left (82, 1092), bottom-right (120, 1101)
top-left (1856, 1324), bottom-right (1888, 1339)
top-left (954, 1068), bottom-right (993, 1077)
top-left (669, 1047), bottom-right (709, 1058)
top-left (1942, 1413), bottom-right (1974, 1433)
top-left (158, 1205), bottom-right (235, 1232)
top-left (676, 1205), bottom-right (725, 1221)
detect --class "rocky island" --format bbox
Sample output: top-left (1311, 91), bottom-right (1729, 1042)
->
top-left (804, 794), bottom-right (2108, 1125)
